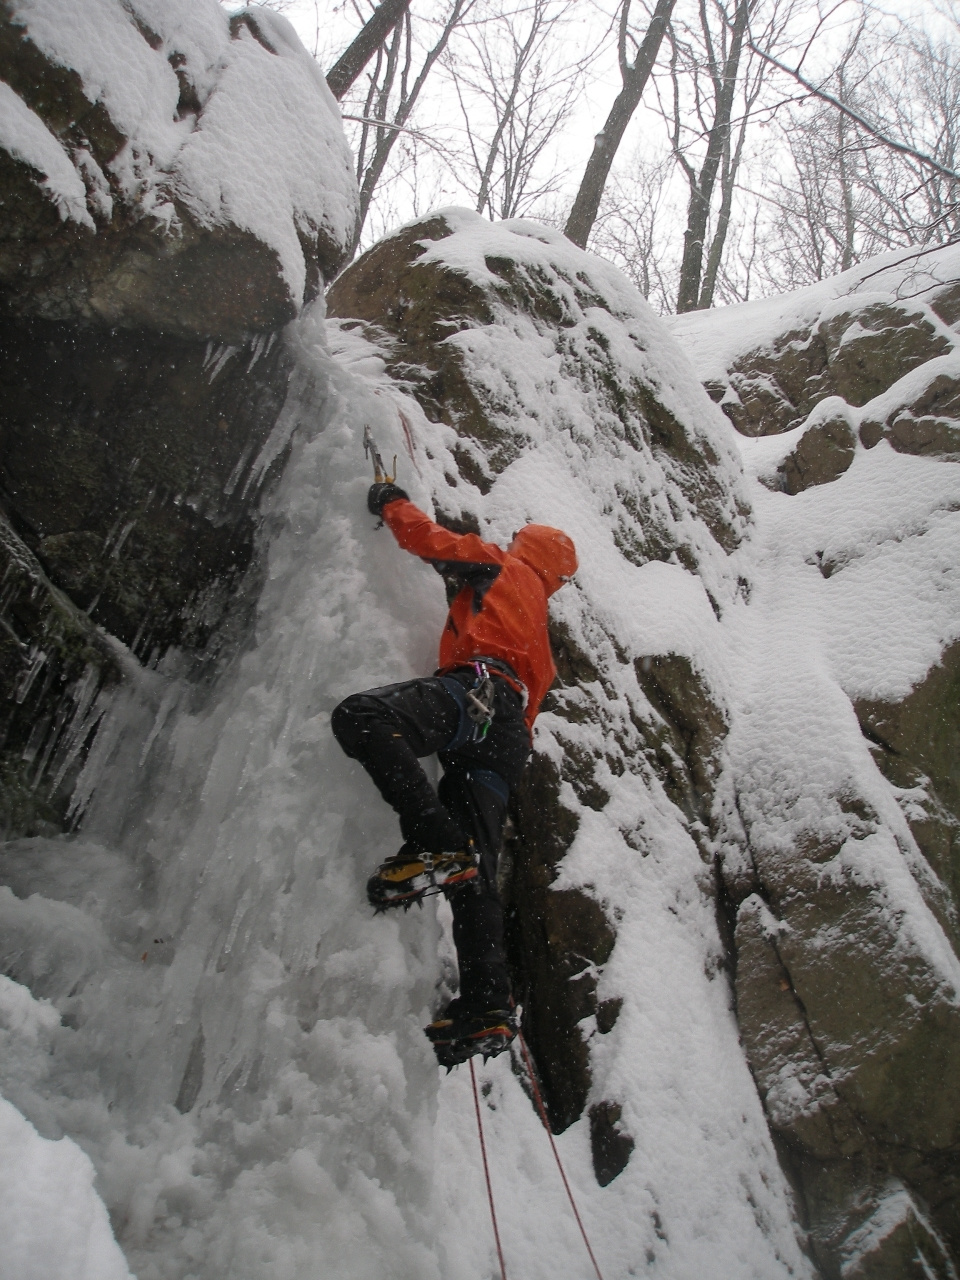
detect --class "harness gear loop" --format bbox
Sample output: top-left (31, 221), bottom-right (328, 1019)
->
top-left (469, 655), bottom-right (529, 712)
top-left (465, 661), bottom-right (496, 740)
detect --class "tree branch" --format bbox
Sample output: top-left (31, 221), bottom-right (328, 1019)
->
top-left (564, 0), bottom-right (677, 248)
top-left (326, 0), bottom-right (413, 100)
top-left (746, 40), bottom-right (960, 184)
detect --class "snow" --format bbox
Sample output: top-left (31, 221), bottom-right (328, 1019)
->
top-left (0, 981), bottom-right (132, 1280)
top-left (0, 80), bottom-right (94, 227)
top-left (2, 217), bottom-right (960, 1277)
top-left (4, 0), bottom-right (358, 297)
top-left (679, 245), bottom-right (960, 1044)
top-left (669, 240), bottom-right (960, 388)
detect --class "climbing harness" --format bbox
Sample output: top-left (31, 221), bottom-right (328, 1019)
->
top-left (440, 658), bottom-right (528, 752)
top-left (465, 1022), bottom-right (606, 1280)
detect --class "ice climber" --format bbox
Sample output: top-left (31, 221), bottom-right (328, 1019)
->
top-left (331, 468), bottom-right (577, 1069)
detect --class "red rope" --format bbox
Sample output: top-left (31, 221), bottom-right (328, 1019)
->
top-left (469, 1056), bottom-right (508, 1280)
top-left (516, 1029), bottom-right (605, 1280)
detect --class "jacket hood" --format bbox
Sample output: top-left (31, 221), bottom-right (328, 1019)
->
top-left (508, 525), bottom-right (578, 596)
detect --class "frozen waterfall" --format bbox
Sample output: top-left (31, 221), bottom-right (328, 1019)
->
top-left (0, 301), bottom-right (813, 1280)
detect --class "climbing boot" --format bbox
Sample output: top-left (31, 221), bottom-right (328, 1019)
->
top-left (366, 841), bottom-right (478, 911)
top-left (424, 999), bottom-right (518, 1069)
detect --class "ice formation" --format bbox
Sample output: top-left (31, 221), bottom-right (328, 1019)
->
top-left (1, 218), bottom-right (959, 1277)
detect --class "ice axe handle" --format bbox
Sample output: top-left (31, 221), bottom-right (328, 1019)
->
top-left (363, 426), bottom-right (397, 484)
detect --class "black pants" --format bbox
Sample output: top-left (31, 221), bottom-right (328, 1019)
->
top-left (331, 670), bottom-right (530, 1010)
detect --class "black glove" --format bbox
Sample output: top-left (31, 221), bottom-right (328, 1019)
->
top-left (367, 482), bottom-right (409, 516)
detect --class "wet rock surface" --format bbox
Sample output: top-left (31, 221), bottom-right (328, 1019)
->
top-left (0, 1), bottom-right (357, 837)
top-left (1, 316), bottom-right (294, 658)
top-left (0, 315), bottom-right (298, 836)
top-left (0, 511), bottom-right (122, 838)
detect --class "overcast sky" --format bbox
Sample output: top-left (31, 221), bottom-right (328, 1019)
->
top-left (237, 0), bottom-right (949, 291)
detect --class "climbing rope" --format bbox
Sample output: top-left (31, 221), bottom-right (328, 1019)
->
top-left (515, 1028), bottom-right (605, 1280)
top-left (469, 1056), bottom-right (508, 1280)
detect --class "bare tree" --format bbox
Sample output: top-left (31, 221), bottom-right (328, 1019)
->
top-left (755, 19), bottom-right (960, 291)
top-left (326, 0), bottom-right (414, 100)
top-left (564, 0), bottom-right (677, 249)
top-left (345, 0), bottom-right (478, 254)
top-left (444, 0), bottom-right (590, 220)
top-left (746, 24), bottom-right (960, 188)
top-left (590, 158), bottom-right (679, 308)
top-left (659, 0), bottom-right (771, 312)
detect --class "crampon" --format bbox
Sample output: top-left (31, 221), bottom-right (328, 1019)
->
top-left (366, 843), bottom-right (478, 912)
top-left (425, 1004), bottom-right (518, 1070)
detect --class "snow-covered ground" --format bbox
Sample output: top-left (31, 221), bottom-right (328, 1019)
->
top-left (2, 227), bottom-right (960, 1278)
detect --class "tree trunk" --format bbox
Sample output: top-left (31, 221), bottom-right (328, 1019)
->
top-left (674, 0), bottom-right (750, 312)
top-left (563, 0), bottom-right (676, 250)
top-left (326, 0), bottom-right (413, 101)
top-left (350, 0), bottom-right (473, 255)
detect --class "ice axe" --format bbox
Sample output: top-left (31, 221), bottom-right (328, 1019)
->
top-left (363, 425), bottom-right (397, 484)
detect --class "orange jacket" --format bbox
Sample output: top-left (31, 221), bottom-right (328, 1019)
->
top-left (382, 499), bottom-right (577, 732)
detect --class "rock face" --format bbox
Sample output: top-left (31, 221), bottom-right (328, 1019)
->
top-left (0, 2), bottom-right (359, 838)
top-left (328, 213), bottom-right (748, 559)
top-left (856, 643), bottom-right (960, 913)
top-left (675, 249), bottom-right (960, 1278)
top-left (712, 298), bottom-right (952, 439)
top-left (1, 318), bottom-right (296, 656)
top-left (0, 0), bottom-right (359, 340)
top-left (778, 410), bottom-right (857, 494)
top-left (330, 209), bottom-right (748, 1159)
top-left (0, 315), bottom-right (305, 837)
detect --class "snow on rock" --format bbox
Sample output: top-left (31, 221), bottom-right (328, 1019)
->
top-left (0, 78), bottom-right (93, 227)
top-left (0, 0), bottom-right (359, 338)
top-left (328, 209), bottom-right (752, 584)
top-left (677, 243), bottom-right (960, 1274)
top-left (4, 214), bottom-right (960, 1279)
top-left (670, 242), bottom-right (960, 415)
top-left (0, 222), bottom-right (816, 1279)
top-left (0, 977), bottom-right (133, 1280)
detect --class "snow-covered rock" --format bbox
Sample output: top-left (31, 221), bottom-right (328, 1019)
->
top-left (0, 215), bottom-right (818, 1280)
top-left (329, 208), bottom-right (753, 1135)
top-left (0, 0), bottom-right (359, 339)
top-left (4, 199), bottom-right (960, 1280)
top-left (676, 246), bottom-right (960, 1276)
top-left (328, 209), bottom-right (751, 563)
